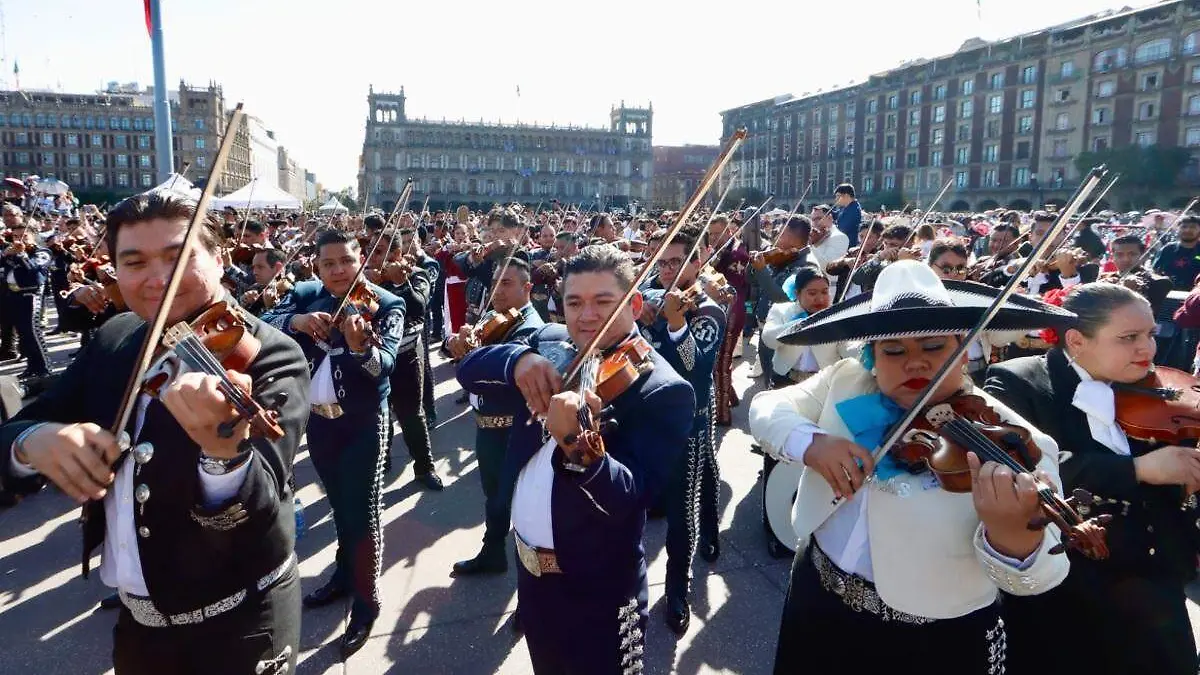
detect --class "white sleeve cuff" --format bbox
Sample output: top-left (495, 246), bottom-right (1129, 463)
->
top-left (198, 455), bottom-right (254, 507)
top-left (9, 443), bottom-right (39, 478)
top-left (775, 423), bottom-right (824, 464)
top-left (979, 527), bottom-right (1039, 570)
top-left (667, 323), bottom-right (688, 343)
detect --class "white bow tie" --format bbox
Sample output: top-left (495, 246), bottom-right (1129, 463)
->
top-left (1072, 379), bottom-right (1131, 456)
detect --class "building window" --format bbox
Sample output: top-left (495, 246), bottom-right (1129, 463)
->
top-left (90, 133), bottom-right (102, 146)
top-left (933, 105), bottom-right (945, 123)
top-left (92, 173), bottom-right (105, 186)
top-left (1190, 96), bottom-right (1200, 116)
top-left (195, 138), bottom-right (206, 149)
top-left (1136, 131), bottom-right (1156, 147)
top-left (138, 135), bottom-right (150, 149)
top-left (68, 172), bottom-right (81, 184)
top-left (830, 107), bottom-right (839, 122)
top-left (1134, 39), bottom-right (1171, 65)
top-left (1016, 141), bottom-right (1030, 160)
top-left (887, 94), bottom-right (898, 110)
top-left (864, 157), bottom-right (875, 171)
top-left (988, 95), bottom-right (1003, 114)
top-left (866, 118), bottom-right (876, 133)
top-left (15, 152), bottom-right (29, 164)
top-left (865, 99), bottom-right (877, 114)
top-left (141, 173), bottom-right (153, 187)
top-left (114, 136), bottom-right (128, 149)
top-left (65, 134), bottom-right (79, 147)
top-left (1094, 137), bottom-right (1109, 152)
top-left (1094, 48), bottom-right (1127, 72)
top-left (934, 85), bottom-right (946, 100)
top-left (1020, 90), bottom-right (1036, 109)
top-left (1093, 107), bottom-right (1110, 124)
top-left (885, 135), bottom-right (896, 150)
top-left (1060, 60), bottom-right (1075, 79)
top-left (957, 124), bottom-right (971, 142)
top-left (955, 147), bottom-right (969, 164)
top-left (1191, 65), bottom-right (1200, 83)
top-left (846, 102), bottom-right (856, 119)
top-left (117, 173), bottom-right (130, 188)
top-left (1096, 80), bottom-right (1116, 97)
top-left (863, 176), bottom-right (874, 193)
top-left (1187, 128), bottom-right (1200, 147)
top-left (41, 152), bottom-right (53, 165)
top-left (1021, 66), bottom-right (1037, 84)
top-left (990, 73), bottom-right (1005, 89)
top-left (138, 155), bottom-right (151, 168)
top-left (120, 118), bottom-right (131, 131)
top-left (904, 152), bottom-right (916, 168)
top-left (983, 144), bottom-right (998, 162)
top-left (196, 155), bottom-right (207, 168)
top-left (1052, 139), bottom-right (1069, 157)
top-left (883, 155), bottom-right (895, 170)
top-left (1015, 167), bottom-right (1030, 185)
top-left (910, 90), bottom-right (922, 106)
top-left (886, 114), bottom-right (897, 130)
top-left (14, 132), bottom-right (27, 145)
top-left (116, 154), bottom-right (129, 168)
top-left (986, 120), bottom-right (1001, 138)
top-left (1055, 113), bottom-right (1071, 130)
top-left (962, 79), bottom-right (975, 96)
top-left (904, 173), bottom-right (917, 190)
top-left (955, 171), bottom-right (968, 188)
top-left (884, 175), bottom-right (895, 190)
top-left (1186, 32), bottom-right (1200, 55)
top-left (194, 119), bottom-right (205, 131)
top-left (91, 153), bottom-right (103, 166)
top-left (909, 109), bottom-right (920, 126)
top-left (1141, 73), bottom-right (1159, 91)
top-left (813, 109), bottom-right (822, 124)
top-left (865, 138), bottom-right (876, 152)
top-left (960, 100), bottom-right (974, 117)
top-left (931, 150), bottom-right (943, 168)
top-left (932, 128), bottom-right (944, 144)
top-left (983, 169), bottom-right (997, 187)
top-left (67, 153), bottom-right (80, 167)
top-left (1138, 102), bottom-right (1157, 120)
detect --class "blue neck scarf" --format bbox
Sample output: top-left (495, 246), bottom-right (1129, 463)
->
top-left (834, 392), bottom-right (909, 480)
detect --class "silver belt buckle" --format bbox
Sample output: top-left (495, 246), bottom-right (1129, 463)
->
top-left (311, 403), bottom-right (343, 419)
top-left (515, 533), bottom-right (542, 578)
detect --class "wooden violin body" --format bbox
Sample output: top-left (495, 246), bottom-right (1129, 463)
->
top-left (476, 307), bottom-right (523, 346)
top-left (1114, 366), bottom-right (1200, 445)
top-left (761, 247), bottom-right (803, 267)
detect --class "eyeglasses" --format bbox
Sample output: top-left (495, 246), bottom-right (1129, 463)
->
top-left (656, 257), bottom-right (685, 270)
top-left (936, 264), bottom-right (968, 276)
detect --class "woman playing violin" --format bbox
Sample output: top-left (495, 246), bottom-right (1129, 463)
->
top-left (750, 261), bottom-right (1075, 675)
top-left (457, 245), bottom-right (695, 675)
top-left (0, 191), bottom-right (310, 674)
top-left (985, 283), bottom-right (1200, 675)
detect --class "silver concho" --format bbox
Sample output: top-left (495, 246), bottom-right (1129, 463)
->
top-left (135, 484), bottom-right (150, 504)
top-left (132, 442), bottom-right (154, 465)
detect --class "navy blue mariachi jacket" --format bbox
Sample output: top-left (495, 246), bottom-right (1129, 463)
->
top-left (641, 286), bottom-right (726, 415)
top-left (1, 244), bottom-right (52, 291)
top-left (460, 302), bottom-right (544, 420)
top-left (379, 259), bottom-right (433, 356)
top-left (261, 279), bottom-right (406, 407)
top-left (457, 323), bottom-right (695, 587)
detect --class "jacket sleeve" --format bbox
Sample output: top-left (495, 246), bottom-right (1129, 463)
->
top-left (761, 302), bottom-right (796, 350)
top-left (394, 267), bottom-right (432, 318)
top-left (984, 365), bottom-right (1140, 501)
top-left (656, 303), bottom-right (725, 381)
top-left (554, 379), bottom-right (694, 521)
top-left (456, 342), bottom-right (532, 399)
top-left (1173, 289), bottom-right (1200, 328)
top-left (331, 296), bottom-right (404, 382)
top-left (258, 284), bottom-right (312, 338)
top-left (749, 359), bottom-right (843, 455)
top-left (753, 266), bottom-right (789, 304)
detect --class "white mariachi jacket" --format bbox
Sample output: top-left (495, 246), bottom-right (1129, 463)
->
top-left (760, 302), bottom-right (856, 377)
top-left (749, 358), bottom-right (1070, 620)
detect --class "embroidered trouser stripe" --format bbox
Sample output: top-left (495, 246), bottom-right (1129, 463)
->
top-left (665, 413), bottom-right (704, 598)
top-left (715, 306), bottom-right (746, 424)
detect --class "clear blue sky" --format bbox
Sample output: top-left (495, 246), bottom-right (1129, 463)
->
top-left (1, 0), bottom-right (1139, 189)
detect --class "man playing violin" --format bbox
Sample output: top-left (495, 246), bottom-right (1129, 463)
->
top-left (456, 208), bottom-right (528, 327)
top-left (451, 257), bottom-right (545, 577)
top-left (260, 228), bottom-right (406, 659)
top-left (0, 205), bottom-right (53, 382)
top-left (0, 191), bottom-right (311, 674)
top-left (807, 205), bottom-right (850, 273)
top-left (708, 214), bottom-right (751, 427)
top-left (750, 261), bottom-right (1076, 675)
top-left (1102, 233), bottom-right (1173, 316)
top-left (457, 245), bottom-right (694, 674)
top-left (749, 215), bottom-right (813, 385)
top-left (238, 247), bottom-right (287, 317)
top-left (637, 226), bottom-right (727, 634)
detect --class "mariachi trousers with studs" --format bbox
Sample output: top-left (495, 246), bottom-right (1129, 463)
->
top-left (714, 303), bottom-right (746, 426)
top-left (306, 404), bottom-right (388, 622)
top-left (664, 392), bottom-right (720, 601)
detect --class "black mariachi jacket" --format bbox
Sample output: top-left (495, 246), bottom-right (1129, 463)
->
top-left (0, 306), bottom-right (311, 614)
top-left (985, 349), bottom-right (1200, 583)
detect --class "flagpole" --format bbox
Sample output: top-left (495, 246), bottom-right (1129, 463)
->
top-left (149, 0), bottom-right (175, 184)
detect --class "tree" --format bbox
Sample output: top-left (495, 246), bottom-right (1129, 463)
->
top-left (726, 187), bottom-right (767, 209)
top-left (860, 189), bottom-right (904, 213)
top-left (1074, 145), bottom-right (1192, 205)
top-left (332, 188), bottom-right (358, 211)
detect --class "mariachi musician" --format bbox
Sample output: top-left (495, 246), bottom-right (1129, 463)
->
top-left (1102, 233), bottom-right (1173, 316)
top-left (0, 191), bottom-right (310, 674)
top-left (749, 216), bottom-right (813, 383)
top-left (458, 245), bottom-right (694, 673)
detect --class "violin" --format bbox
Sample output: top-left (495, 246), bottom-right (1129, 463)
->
top-left (475, 307), bottom-right (523, 346)
top-left (231, 243), bottom-right (269, 266)
top-left (560, 335), bottom-right (656, 454)
top-left (892, 392), bottom-right (1111, 560)
top-left (340, 282), bottom-right (384, 349)
top-left (142, 301), bottom-right (286, 441)
top-left (761, 246), bottom-right (807, 268)
top-left (1113, 366), bottom-right (1200, 445)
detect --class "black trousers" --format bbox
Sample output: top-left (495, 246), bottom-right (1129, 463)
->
top-left (0, 286), bottom-right (14, 353)
top-left (2, 290), bottom-right (48, 374)
top-left (664, 404), bottom-right (720, 599)
top-left (388, 336), bottom-right (435, 475)
top-left (775, 545), bottom-right (1006, 675)
top-left (112, 566), bottom-right (300, 675)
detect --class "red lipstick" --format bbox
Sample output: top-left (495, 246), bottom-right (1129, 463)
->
top-left (902, 378), bottom-right (930, 389)
top-left (1133, 360), bottom-right (1151, 367)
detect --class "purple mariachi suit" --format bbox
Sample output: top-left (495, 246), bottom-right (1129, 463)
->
top-left (712, 245), bottom-right (750, 425)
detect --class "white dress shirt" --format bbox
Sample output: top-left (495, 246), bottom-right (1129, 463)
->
top-left (812, 229), bottom-right (850, 282)
top-left (1068, 360), bottom-right (1131, 456)
top-left (309, 356), bottom-right (338, 406)
top-left (512, 438), bottom-right (557, 548)
top-left (11, 394), bottom-right (251, 595)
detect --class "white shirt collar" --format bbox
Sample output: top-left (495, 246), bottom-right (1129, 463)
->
top-left (1068, 357), bottom-right (1131, 456)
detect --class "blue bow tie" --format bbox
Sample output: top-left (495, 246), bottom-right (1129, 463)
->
top-left (834, 393), bottom-right (908, 480)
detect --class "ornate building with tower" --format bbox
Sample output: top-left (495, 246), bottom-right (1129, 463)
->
top-left (357, 86), bottom-right (653, 212)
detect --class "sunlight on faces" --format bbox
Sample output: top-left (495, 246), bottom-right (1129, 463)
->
top-left (1111, 242), bottom-right (1143, 274)
top-left (316, 241), bottom-right (363, 297)
top-left (1065, 302), bottom-right (1157, 384)
top-left (490, 266), bottom-right (532, 313)
top-left (655, 242), bottom-right (701, 289)
top-left (251, 251), bottom-right (281, 285)
top-left (114, 218), bottom-right (226, 325)
top-left (797, 277), bottom-right (831, 314)
top-left (563, 271), bottom-right (641, 349)
top-left (872, 335), bottom-right (967, 410)
top-left (930, 250), bottom-right (969, 280)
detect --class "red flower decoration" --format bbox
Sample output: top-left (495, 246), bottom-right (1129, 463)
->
top-left (1038, 288), bottom-right (1069, 345)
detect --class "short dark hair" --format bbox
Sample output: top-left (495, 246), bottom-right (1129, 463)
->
top-left (785, 215), bottom-right (813, 238)
top-left (255, 247), bottom-right (286, 267)
top-left (589, 214), bottom-right (613, 232)
top-left (315, 227), bottom-right (360, 256)
top-left (863, 218), bottom-right (886, 235)
top-left (242, 220), bottom-right (265, 236)
top-left (554, 231), bottom-right (576, 244)
top-left (1111, 233), bottom-right (1146, 252)
top-left (494, 256), bottom-right (531, 283)
top-left (106, 191), bottom-right (222, 255)
top-left (563, 244), bottom-right (636, 293)
top-left (835, 183), bottom-right (855, 198)
top-left (663, 226), bottom-right (703, 254)
top-left (363, 214), bottom-right (386, 231)
top-left (929, 238), bottom-right (968, 263)
top-left (1063, 283), bottom-right (1149, 339)
top-left (992, 222), bottom-right (1020, 239)
top-left (881, 224), bottom-right (913, 241)
top-left (1180, 215), bottom-right (1200, 227)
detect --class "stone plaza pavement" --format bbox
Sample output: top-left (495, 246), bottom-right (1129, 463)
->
top-left (0, 329), bottom-right (1198, 674)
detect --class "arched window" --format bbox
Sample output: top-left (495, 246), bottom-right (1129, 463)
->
top-left (1186, 32), bottom-right (1200, 55)
top-left (34, 113), bottom-right (45, 126)
top-left (1135, 38), bottom-right (1171, 64)
top-left (1093, 48), bottom-right (1127, 72)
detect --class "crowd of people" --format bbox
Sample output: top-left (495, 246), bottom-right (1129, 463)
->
top-left (0, 174), bottom-right (1199, 674)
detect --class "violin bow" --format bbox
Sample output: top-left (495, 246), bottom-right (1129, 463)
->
top-left (1036, 172), bottom-right (1121, 267)
top-left (701, 187), bottom-right (796, 271)
top-left (827, 165), bottom-right (1107, 510)
top-left (480, 202), bottom-right (545, 312)
top-left (559, 129), bottom-right (746, 387)
top-left (656, 175), bottom-right (745, 296)
top-left (898, 178), bottom-right (955, 249)
top-left (329, 179), bottom-right (413, 323)
top-left (760, 180), bottom-right (815, 252)
top-left (235, 175), bottom-right (260, 244)
top-left (108, 104), bottom-right (247, 451)
top-left (664, 193), bottom-right (775, 297)
top-left (1120, 196), bottom-right (1199, 282)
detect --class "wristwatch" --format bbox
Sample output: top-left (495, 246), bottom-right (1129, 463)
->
top-left (199, 445), bottom-right (253, 476)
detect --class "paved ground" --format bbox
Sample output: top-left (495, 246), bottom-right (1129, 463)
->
top-left (2, 320), bottom-right (1199, 674)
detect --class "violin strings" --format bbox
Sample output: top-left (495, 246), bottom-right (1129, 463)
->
top-left (173, 336), bottom-right (257, 414)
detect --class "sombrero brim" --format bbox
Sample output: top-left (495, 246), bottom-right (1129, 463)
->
top-left (778, 280), bottom-right (1076, 346)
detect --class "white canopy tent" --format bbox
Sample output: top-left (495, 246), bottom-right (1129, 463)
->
top-left (318, 197), bottom-right (349, 214)
top-left (212, 183), bottom-right (302, 211)
top-left (151, 173), bottom-right (202, 199)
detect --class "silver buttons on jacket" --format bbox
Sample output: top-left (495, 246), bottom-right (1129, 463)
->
top-left (135, 484), bottom-right (150, 504)
top-left (132, 442), bottom-right (154, 465)
top-left (138, 526), bottom-right (150, 539)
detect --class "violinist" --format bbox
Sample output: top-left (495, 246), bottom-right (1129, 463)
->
top-left (544, 231), bottom-right (580, 324)
top-left (750, 215), bottom-right (813, 383)
top-left (808, 204), bottom-right (850, 271)
top-left (455, 208), bottom-right (527, 326)
top-left (0, 192), bottom-right (310, 674)
top-left (457, 245), bottom-right (694, 674)
top-left (0, 207), bottom-right (53, 382)
top-left (238, 248), bottom-right (287, 317)
top-left (759, 265), bottom-right (847, 389)
top-left (846, 223), bottom-right (922, 294)
top-left (638, 226), bottom-right (727, 634)
top-left (825, 218), bottom-right (884, 300)
top-left (708, 214), bottom-right (752, 427)
top-left (451, 257), bottom-right (545, 577)
top-left (1101, 233), bottom-right (1173, 316)
top-left (260, 228), bottom-right (407, 659)
top-left (435, 220), bottom-right (472, 339)
top-left (46, 217), bottom-right (82, 336)
top-left (750, 260), bottom-right (1074, 674)
top-left (1153, 214), bottom-right (1200, 291)
top-left (529, 223), bottom-right (557, 322)
top-left (970, 222), bottom-right (1021, 287)
top-left (985, 283), bottom-right (1200, 675)
top-left (1013, 211), bottom-right (1100, 296)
